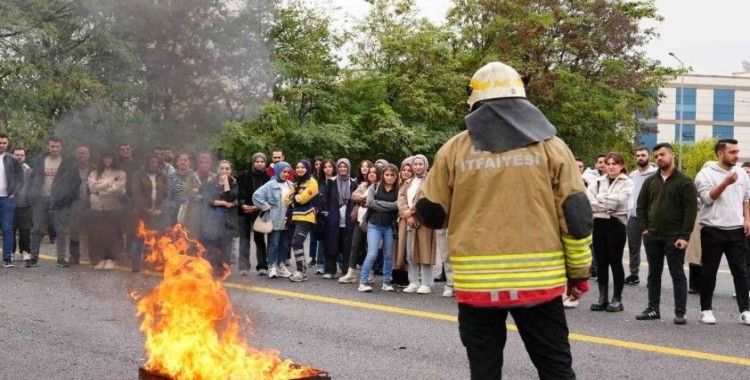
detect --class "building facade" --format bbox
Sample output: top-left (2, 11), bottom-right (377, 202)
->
top-left (639, 71), bottom-right (750, 156)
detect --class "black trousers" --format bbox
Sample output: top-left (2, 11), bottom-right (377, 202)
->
top-left (700, 227), bottom-right (749, 312)
top-left (592, 218), bottom-right (626, 298)
top-left (458, 298), bottom-right (575, 380)
top-left (643, 233), bottom-right (687, 315)
top-left (238, 213), bottom-right (267, 272)
top-left (326, 227), bottom-right (349, 275)
top-left (13, 206), bottom-right (31, 254)
top-left (290, 221), bottom-right (313, 272)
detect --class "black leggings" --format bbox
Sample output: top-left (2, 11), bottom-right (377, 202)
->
top-left (593, 218), bottom-right (626, 298)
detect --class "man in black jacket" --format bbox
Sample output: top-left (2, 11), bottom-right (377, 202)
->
top-left (28, 137), bottom-right (81, 267)
top-left (0, 134), bottom-right (24, 267)
top-left (635, 143), bottom-right (698, 324)
top-left (236, 153), bottom-right (271, 275)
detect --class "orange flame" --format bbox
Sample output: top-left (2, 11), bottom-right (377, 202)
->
top-left (135, 223), bottom-right (319, 380)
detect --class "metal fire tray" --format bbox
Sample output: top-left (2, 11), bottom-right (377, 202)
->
top-left (138, 365), bottom-right (331, 380)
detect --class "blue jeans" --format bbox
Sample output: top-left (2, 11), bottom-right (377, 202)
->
top-left (310, 233), bottom-right (325, 267)
top-left (360, 223), bottom-right (394, 285)
top-left (0, 197), bottom-right (16, 262)
top-left (267, 230), bottom-right (287, 266)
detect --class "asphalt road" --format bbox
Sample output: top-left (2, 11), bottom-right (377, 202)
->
top-left (0, 243), bottom-right (748, 379)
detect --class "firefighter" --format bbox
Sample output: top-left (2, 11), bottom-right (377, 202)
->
top-left (417, 62), bottom-right (593, 379)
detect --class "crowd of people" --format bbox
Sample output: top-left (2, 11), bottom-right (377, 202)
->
top-left (0, 135), bottom-right (453, 297)
top-left (0, 132), bottom-right (749, 325)
top-left (574, 140), bottom-right (750, 325)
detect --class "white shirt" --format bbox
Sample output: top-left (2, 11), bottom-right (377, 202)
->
top-left (406, 177), bottom-right (423, 209)
top-left (148, 173), bottom-right (157, 205)
top-left (0, 153), bottom-right (7, 197)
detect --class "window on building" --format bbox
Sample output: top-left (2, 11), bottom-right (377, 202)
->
top-left (713, 89), bottom-right (735, 122)
top-left (713, 125), bottom-right (734, 139)
top-left (674, 123), bottom-right (695, 144)
top-left (637, 124), bottom-right (658, 150)
top-left (675, 87), bottom-right (697, 120)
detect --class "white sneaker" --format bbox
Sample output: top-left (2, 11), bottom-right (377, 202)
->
top-left (740, 311), bottom-right (750, 325)
top-left (382, 283), bottom-right (395, 292)
top-left (562, 296), bottom-right (579, 309)
top-left (442, 286), bottom-right (454, 298)
top-left (700, 310), bottom-right (717, 324)
top-left (278, 265), bottom-right (292, 278)
top-left (417, 285), bottom-right (432, 294)
top-left (358, 283), bottom-right (373, 292)
top-left (403, 283), bottom-right (420, 293)
top-left (103, 260), bottom-right (115, 270)
top-left (22, 252), bottom-right (31, 262)
top-left (315, 267), bottom-right (325, 274)
top-left (94, 260), bottom-right (106, 270)
top-left (322, 273), bottom-right (333, 279)
top-left (267, 267), bottom-right (278, 278)
top-left (338, 269), bottom-right (358, 284)
top-left (258, 269), bottom-right (267, 276)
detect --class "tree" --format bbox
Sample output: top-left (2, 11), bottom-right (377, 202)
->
top-left (447, 0), bottom-right (674, 161)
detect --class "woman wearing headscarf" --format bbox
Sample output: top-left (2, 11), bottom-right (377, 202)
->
top-left (201, 159), bottom-right (239, 277)
top-left (339, 165), bottom-right (381, 283)
top-left (284, 159), bottom-right (319, 282)
top-left (236, 152), bottom-right (271, 276)
top-left (312, 159), bottom-right (335, 273)
top-left (321, 158), bottom-right (358, 279)
top-left (253, 161), bottom-right (294, 279)
top-left (396, 154), bottom-right (437, 294)
top-left (391, 157), bottom-right (414, 287)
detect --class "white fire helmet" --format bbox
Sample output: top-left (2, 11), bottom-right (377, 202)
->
top-left (467, 62), bottom-right (526, 110)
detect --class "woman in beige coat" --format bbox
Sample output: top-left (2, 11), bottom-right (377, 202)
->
top-left (396, 154), bottom-right (436, 294)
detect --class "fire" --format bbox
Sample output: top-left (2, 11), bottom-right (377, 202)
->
top-left (135, 223), bottom-right (320, 380)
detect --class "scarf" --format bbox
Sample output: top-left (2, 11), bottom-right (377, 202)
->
top-left (336, 158), bottom-right (351, 207)
top-left (274, 161), bottom-right (290, 183)
top-left (412, 154), bottom-right (429, 179)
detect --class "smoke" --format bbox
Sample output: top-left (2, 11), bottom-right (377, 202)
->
top-left (47, 0), bottom-right (280, 296)
top-left (53, 0), bottom-right (277, 157)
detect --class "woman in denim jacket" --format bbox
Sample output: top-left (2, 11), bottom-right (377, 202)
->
top-left (253, 161), bottom-right (294, 279)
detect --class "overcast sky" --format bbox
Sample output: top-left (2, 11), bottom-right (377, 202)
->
top-left (320, 0), bottom-right (750, 75)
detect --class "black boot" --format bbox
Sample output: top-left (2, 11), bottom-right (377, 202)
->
top-left (590, 284), bottom-right (609, 311)
top-left (688, 264), bottom-right (701, 294)
top-left (607, 285), bottom-right (624, 312)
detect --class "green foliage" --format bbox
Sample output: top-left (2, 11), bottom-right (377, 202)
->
top-left (674, 139), bottom-right (717, 179)
top-left (2, 0), bottom-right (673, 167)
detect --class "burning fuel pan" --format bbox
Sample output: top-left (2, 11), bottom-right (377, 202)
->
top-left (138, 365), bottom-right (332, 380)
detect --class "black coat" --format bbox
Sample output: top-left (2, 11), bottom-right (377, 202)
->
top-left (2, 153), bottom-right (24, 198)
top-left (236, 168), bottom-right (270, 217)
top-left (28, 155), bottom-right (81, 209)
top-left (321, 177), bottom-right (357, 258)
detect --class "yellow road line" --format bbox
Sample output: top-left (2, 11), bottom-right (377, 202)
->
top-left (38, 255), bottom-right (750, 367)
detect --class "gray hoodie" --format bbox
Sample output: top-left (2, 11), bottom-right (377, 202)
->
top-left (695, 162), bottom-right (750, 229)
top-left (628, 163), bottom-right (658, 217)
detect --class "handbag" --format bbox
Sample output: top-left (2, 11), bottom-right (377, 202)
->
top-left (253, 211), bottom-right (273, 234)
